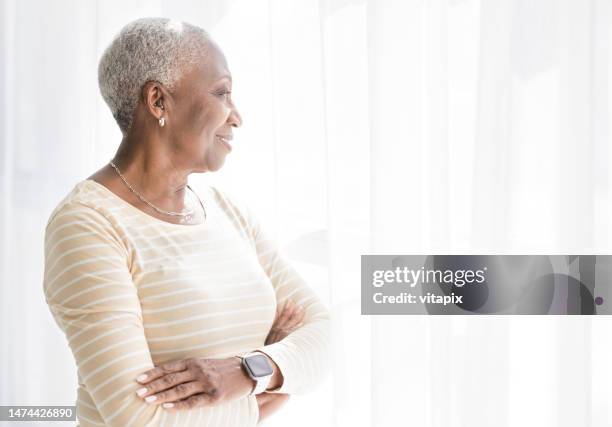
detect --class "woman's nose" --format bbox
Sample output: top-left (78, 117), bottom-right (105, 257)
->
top-left (228, 105), bottom-right (242, 128)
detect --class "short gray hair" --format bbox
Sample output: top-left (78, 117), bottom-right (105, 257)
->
top-left (98, 17), bottom-right (211, 134)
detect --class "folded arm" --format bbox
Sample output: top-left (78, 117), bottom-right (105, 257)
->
top-left (214, 188), bottom-right (332, 395)
top-left (43, 203), bottom-right (238, 426)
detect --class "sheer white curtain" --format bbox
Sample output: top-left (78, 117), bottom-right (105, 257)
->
top-left (1, 1), bottom-right (612, 426)
top-left (368, 1), bottom-right (612, 426)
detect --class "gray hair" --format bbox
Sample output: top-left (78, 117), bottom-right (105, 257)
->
top-left (98, 17), bottom-right (211, 134)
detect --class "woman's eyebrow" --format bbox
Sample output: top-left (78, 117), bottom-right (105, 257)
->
top-left (216, 74), bottom-right (232, 83)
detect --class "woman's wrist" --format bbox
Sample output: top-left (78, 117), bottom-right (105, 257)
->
top-left (232, 356), bottom-right (257, 395)
top-left (236, 351), bottom-right (284, 393)
top-left (254, 351), bottom-right (283, 391)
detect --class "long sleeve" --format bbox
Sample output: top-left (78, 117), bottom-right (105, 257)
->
top-left (43, 202), bottom-right (219, 426)
top-left (213, 188), bottom-right (332, 395)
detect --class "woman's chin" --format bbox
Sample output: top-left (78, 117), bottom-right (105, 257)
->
top-left (206, 157), bottom-right (227, 172)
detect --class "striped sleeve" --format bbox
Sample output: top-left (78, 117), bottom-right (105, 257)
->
top-left (215, 189), bottom-right (332, 395)
top-left (43, 202), bottom-right (213, 426)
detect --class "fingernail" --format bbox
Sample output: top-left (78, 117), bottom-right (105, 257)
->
top-left (145, 395), bottom-right (157, 403)
top-left (136, 387), bottom-right (147, 397)
top-left (136, 374), bottom-right (148, 382)
top-left (163, 403), bottom-right (174, 408)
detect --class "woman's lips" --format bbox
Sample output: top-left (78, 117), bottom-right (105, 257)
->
top-left (216, 135), bottom-right (233, 152)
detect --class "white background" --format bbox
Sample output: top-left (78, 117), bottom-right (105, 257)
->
top-left (2, 0), bottom-right (612, 426)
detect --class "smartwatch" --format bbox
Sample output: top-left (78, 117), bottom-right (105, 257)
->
top-left (236, 352), bottom-right (274, 395)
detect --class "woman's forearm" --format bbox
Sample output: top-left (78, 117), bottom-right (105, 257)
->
top-left (253, 299), bottom-right (303, 422)
top-left (256, 351), bottom-right (284, 391)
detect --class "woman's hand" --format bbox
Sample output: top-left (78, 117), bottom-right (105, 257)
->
top-left (134, 356), bottom-right (254, 410)
top-left (265, 299), bottom-right (306, 345)
top-left (133, 299), bottom-right (305, 414)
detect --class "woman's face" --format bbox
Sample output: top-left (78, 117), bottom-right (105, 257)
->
top-left (166, 42), bottom-right (242, 172)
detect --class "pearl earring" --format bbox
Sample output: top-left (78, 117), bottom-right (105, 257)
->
top-left (159, 117), bottom-right (165, 127)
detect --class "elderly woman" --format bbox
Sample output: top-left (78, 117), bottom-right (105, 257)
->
top-left (42, 17), bottom-right (330, 426)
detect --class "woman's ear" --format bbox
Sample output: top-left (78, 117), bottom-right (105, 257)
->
top-left (141, 81), bottom-right (166, 120)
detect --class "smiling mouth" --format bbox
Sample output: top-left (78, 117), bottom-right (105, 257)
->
top-left (216, 135), bottom-right (233, 152)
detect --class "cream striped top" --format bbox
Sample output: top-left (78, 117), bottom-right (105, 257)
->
top-left (42, 179), bottom-right (330, 427)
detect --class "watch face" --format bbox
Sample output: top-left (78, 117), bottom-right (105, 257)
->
top-left (244, 354), bottom-right (273, 377)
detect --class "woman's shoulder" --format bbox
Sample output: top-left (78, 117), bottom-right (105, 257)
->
top-left (209, 185), bottom-right (252, 214)
top-left (209, 185), bottom-right (267, 246)
top-left (208, 185), bottom-right (256, 226)
top-left (45, 179), bottom-right (116, 232)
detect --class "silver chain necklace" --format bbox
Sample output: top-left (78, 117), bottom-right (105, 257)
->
top-left (109, 160), bottom-right (207, 222)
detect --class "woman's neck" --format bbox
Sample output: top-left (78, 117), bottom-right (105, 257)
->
top-left (112, 134), bottom-right (191, 204)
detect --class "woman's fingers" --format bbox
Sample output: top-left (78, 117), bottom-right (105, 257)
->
top-left (266, 329), bottom-right (280, 343)
top-left (135, 370), bottom-right (194, 401)
top-left (282, 303), bottom-right (304, 327)
top-left (139, 380), bottom-right (204, 406)
top-left (277, 300), bottom-right (295, 324)
top-left (255, 392), bottom-right (277, 405)
top-left (135, 358), bottom-right (189, 384)
top-left (266, 299), bottom-right (307, 344)
top-left (281, 300), bottom-right (301, 322)
top-left (135, 356), bottom-right (251, 410)
top-left (274, 299), bottom-right (307, 329)
top-left (286, 306), bottom-right (305, 327)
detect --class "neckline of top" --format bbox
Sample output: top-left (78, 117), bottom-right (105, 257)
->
top-left (82, 179), bottom-right (211, 229)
